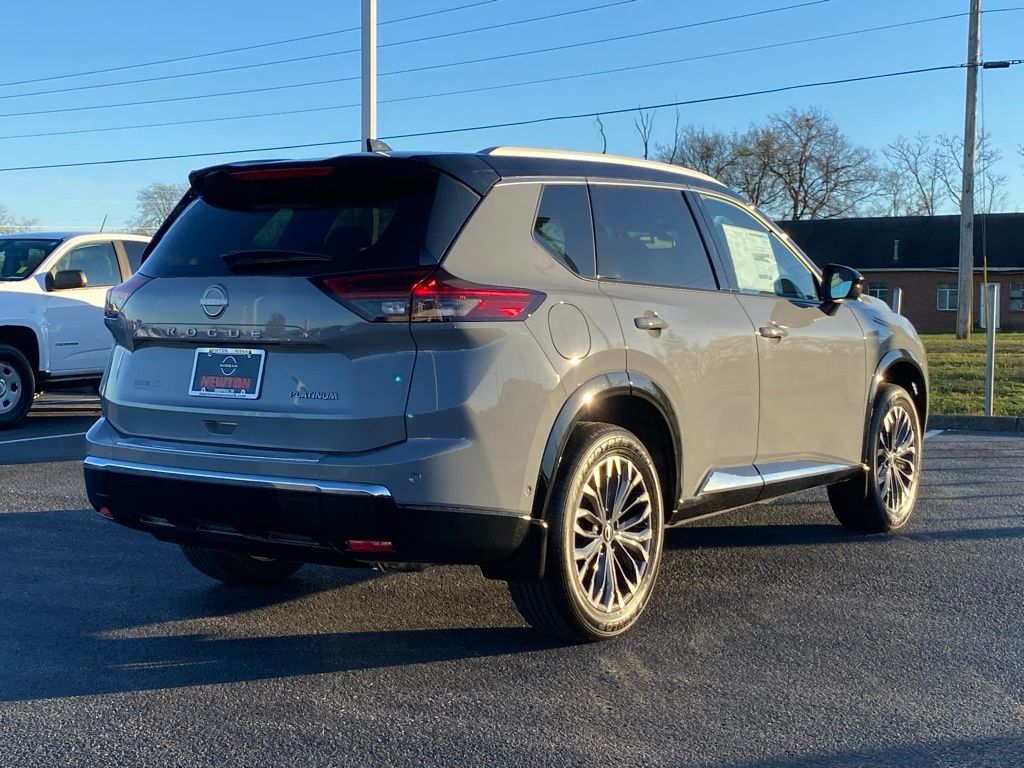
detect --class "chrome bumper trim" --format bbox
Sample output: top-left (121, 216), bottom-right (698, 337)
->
top-left (83, 456), bottom-right (392, 498)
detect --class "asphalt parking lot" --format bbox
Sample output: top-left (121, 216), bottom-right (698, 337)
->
top-left (0, 396), bottom-right (1022, 767)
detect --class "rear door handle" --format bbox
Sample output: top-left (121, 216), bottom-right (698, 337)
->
top-left (758, 323), bottom-right (788, 340)
top-left (634, 315), bottom-right (668, 331)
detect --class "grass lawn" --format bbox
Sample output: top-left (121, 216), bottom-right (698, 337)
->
top-left (920, 333), bottom-right (1024, 416)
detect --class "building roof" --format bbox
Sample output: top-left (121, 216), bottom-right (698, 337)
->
top-left (779, 213), bottom-right (1024, 271)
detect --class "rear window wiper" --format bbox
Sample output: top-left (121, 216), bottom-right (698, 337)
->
top-left (220, 249), bottom-right (332, 271)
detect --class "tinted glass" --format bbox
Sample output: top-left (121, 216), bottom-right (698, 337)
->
top-left (590, 186), bottom-right (716, 290)
top-left (533, 184), bottom-right (595, 276)
top-left (141, 161), bottom-right (478, 279)
top-left (53, 242), bottom-right (121, 287)
top-left (121, 240), bottom-right (147, 272)
top-left (0, 238), bottom-right (60, 281)
top-left (699, 195), bottom-right (818, 301)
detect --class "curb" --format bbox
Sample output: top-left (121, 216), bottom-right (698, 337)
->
top-left (928, 415), bottom-right (1024, 433)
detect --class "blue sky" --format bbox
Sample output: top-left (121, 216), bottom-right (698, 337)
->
top-left (1, 0), bottom-right (1021, 230)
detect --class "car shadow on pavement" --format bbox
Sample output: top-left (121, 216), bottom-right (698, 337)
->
top-left (0, 509), bottom-right (559, 703)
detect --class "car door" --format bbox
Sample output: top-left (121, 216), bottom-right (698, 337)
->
top-left (590, 182), bottom-right (760, 503)
top-left (694, 193), bottom-right (868, 468)
top-left (46, 240), bottom-right (125, 374)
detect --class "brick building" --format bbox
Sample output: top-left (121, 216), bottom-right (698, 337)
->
top-left (779, 213), bottom-right (1024, 333)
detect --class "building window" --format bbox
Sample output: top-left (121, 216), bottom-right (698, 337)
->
top-left (1011, 282), bottom-right (1024, 312)
top-left (937, 283), bottom-right (958, 312)
top-left (867, 282), bottom-right (889, 302)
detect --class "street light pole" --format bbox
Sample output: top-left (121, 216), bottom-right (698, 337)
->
top-left (955, 0), bottom-right (981, 339)
top-left (361, 0), bottom-right (378, 150)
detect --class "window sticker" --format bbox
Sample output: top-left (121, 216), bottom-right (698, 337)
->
top-left (721, 223), bottom-right (778, 294)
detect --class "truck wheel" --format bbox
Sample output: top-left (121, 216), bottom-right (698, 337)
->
top-left (180, 545), bottom-right (303, 586)
top-left (828, 384), bottom-right (923, 533)
top-left (507, 423), bottom-right (664, 642)
top-left (0, 344), bottom-right (34, 429)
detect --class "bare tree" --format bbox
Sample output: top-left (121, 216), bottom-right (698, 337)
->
top-left (633, 108), bottom-right (656, 160)
top-left (0, 203), bottom-right (38, 234)
top-left (883, 134), bottom-right (947, 215)
top-left (656, 125), bottom-right (739, 179)
top-left (935, 131), bottom-right (1008, 213)
top-left (594, 115), bottom-right (607, 155)
top-left (764, 107), bottom-right (880, 220)
top-left (129, 182), bottom-right (188, 233)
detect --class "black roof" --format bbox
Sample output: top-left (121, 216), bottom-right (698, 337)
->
top-left (779, 214), bottom-right (1024, 271)
top-left (190, 149), bottom-right (736, 198)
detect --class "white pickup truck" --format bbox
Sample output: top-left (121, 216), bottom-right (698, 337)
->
top-left (0, 231), bottom-right (150, 428)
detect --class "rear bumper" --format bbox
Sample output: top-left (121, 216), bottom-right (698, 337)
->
top-left (84, 456), bottom-right (546, 579)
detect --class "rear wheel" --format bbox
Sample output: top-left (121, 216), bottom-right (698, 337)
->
top-left (0, 344), bottom-right (34, 429)
top-left (828, 384), bottom-right (922, 533)
top-left (508, 423), bottom-right (664, 642)
top-left (180, 545), bottom-right (303, 586)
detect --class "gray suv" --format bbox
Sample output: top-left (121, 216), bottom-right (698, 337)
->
top-left (84, 147), bottom-right (928, 641)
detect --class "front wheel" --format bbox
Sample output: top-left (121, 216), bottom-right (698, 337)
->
top-left (180, 545), bottom-right (303, 586)
top-left (0, 344), bottom-right (34, 429)
top-left (828, 384), bottom-right (923, 533)
top-left (508, 423), bottom-right (664, 642)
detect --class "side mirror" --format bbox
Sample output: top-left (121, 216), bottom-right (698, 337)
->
top-left (821, 264), bottom-right (864, 303)
top-left (50, 269), bottom-right (88, 291)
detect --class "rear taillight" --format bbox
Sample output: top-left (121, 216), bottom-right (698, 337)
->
top-left (104, 272), bottom-right (153, 319)
top-left (318, 269), bottom-right (545, 323)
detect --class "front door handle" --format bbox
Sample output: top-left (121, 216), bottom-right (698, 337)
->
top-left (758, 323), bottom-right (788, 340)
top-left (634, 315), bottom-right (668, 331)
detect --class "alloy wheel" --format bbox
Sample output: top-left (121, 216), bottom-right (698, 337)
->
top-left (876, 403), bottom-right (917, 518)
top-left (573, 455), bottom-right (654, 613)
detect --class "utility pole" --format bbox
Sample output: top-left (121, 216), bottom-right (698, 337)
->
top-left (361, 0), bottom-right (377, 150)
top-left (956, 0), bottom-right (981, 339)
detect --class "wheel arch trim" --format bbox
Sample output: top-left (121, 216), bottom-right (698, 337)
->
top-left (863, 348), bottom-right (928, 460)
top-left (532, 371), bottom-right (682, 521)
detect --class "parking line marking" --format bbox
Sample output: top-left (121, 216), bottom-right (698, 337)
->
top-left (925, 429), bottom-right (944, 440)
top-left (0, 431), bottom-right (87, 446)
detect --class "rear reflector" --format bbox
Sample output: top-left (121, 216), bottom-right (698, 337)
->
top-left (230, 166), bottom-right (335, 181)
top-left (104, 272), bottom-right (153, 319)
top-left (318, 268), bottom-right (545, 323)
top-left (345, 540), bottom-right (394, 553)
top-left (97, 506), bottom-right (114, 520)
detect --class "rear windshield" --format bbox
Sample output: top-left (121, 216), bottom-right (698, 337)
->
top-left (140, 159), bottom-right (479, 279)
top-left (0, 238), bottom-right (61, 281)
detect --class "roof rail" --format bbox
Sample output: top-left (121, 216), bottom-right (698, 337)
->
top-left (478, 146), bottom-right (719, 185)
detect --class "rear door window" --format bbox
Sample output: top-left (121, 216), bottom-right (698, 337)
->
top-left (121, 240), bottom-right (147, 273)
top-left (141, 159), bottom-right (478, 279)
top-left (590, 185), bottom-right (717, 290)
top-left (533, 184), bottom-right (596, 276)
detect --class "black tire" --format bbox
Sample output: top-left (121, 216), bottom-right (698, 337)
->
top-left (508, 422), bottom-right (665, 642)
top-left (828, 384), bottom-right (923, 534)
top-left (0, 344), bottom-right (34, 430)
top-left (180, 545), bottom-right (303, 586)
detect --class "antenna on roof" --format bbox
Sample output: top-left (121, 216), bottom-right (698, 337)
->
top-left (365, 138), bottom-right (392, 153)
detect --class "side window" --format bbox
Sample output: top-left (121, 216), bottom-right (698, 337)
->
top-left (590, 185), bottom-right (717, 290)
top-left (698, 194), bottom-right (819, 301)
top-left (121, 240), bottom-right (147, 273)
top-left (53, 242), bottom-right (122, 288)
top-left (533, 184), bottom-right (595, 276)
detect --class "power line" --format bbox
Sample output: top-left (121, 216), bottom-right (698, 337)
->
top-left (0, 0), bottom-right (638, 101)
top-left (0, 0), bottom-right (847, 120)
top-left (0, 0), bottom-right (500, 91)
top-left (2, 8), bottom-right (1019, 136)
top-left (0, 63), bottom-right (977, 173)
